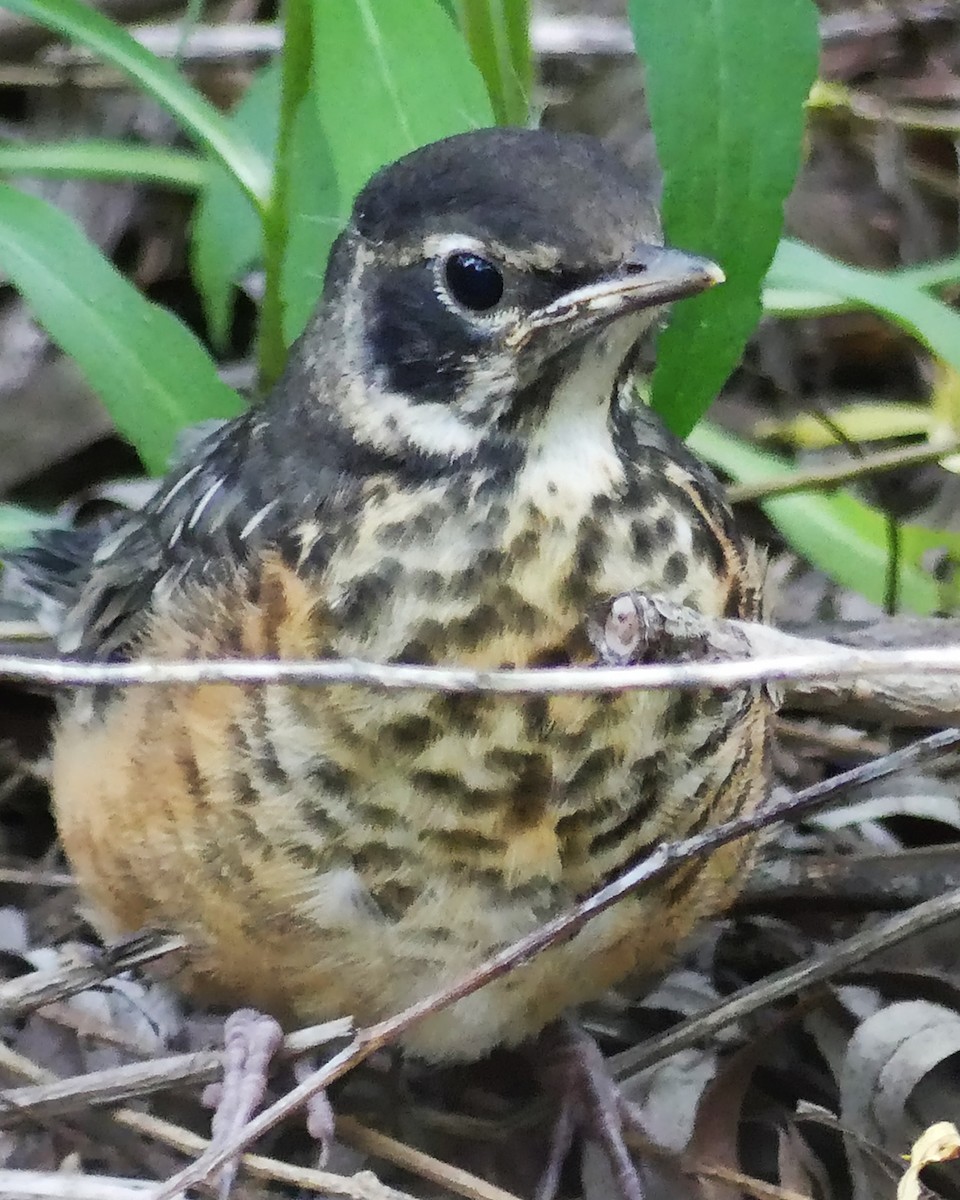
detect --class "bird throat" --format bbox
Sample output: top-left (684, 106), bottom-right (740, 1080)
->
top-left (519, 335), bottom-right (636, 505)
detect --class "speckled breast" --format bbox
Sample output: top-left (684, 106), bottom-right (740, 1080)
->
top-left (223, 452), bottom-right (767, 1050)
top-left (53, 450), bottom-right (768, 1061)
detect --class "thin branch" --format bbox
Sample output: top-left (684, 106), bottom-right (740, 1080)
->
top-left (149, 728), bottom-right (960, 1199)
top-left (683, 1163), bottom-right (817, 1200)
top-left (0, 933), bottom-right (186, 1020)
top-left (0, 1020), bottom-right (353, 1127)
top-left (727, 437), bottom-right (960, 505)
top-left (0, 1172), bottom-right (152, 1199)
top-left (44, 20), bottom-right (283, 63)
top-left (4, 641), bottom-right (960, 696)
top-left (0, 866), bottom-right (72, 887)
top-left (743, 843), bottom-right (960, 910)
top-left (6, 591), bottom-right (960, 722)
top-left (0, 1039), bottom-right (414, 1200)
top-left (6, 611), bottom-right (960, 727)
top-left (336, 1117), bottom-right (525, 1200)
top-left (4, 588), bottom-right (960, 734)
top-left (610, 884), bottom-right (960, 1078)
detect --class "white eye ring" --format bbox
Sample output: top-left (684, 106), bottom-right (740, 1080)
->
top-left (422, 238), bottom-right (516, 328)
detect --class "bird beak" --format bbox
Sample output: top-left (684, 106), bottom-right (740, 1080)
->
top-left (519, 246), bottom-right (724, 342)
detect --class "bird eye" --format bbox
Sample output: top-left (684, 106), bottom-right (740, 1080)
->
top-left (444, 252), bottom-right (504, 312)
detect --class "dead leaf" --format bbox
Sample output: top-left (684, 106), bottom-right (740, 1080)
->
top-left (897, 1120), bottom-right (960, 1200)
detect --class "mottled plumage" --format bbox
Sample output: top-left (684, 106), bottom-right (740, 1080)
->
top-left (34, 128), bottom-right (770, 1061)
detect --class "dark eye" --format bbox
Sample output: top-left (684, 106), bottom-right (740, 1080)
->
top-left (444, 252), bottom-right (504, 312)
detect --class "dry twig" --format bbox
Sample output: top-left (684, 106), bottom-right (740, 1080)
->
top-left (726, 437), bottom-right (960, 504)
top-left (0, 1020), bottom-right (352, 1127)
top-left (0, 933), bottom-right (185, 1020)
top-left (0, 1037), bottom-right (415, 1200)
top-left (2, 593), bottom-right (959, 727)
top-left (610, 883), bottom-right (960, 1077)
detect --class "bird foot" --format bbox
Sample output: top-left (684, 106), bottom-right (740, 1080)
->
top-left (534, 1018), bottom-right (644, 1200)
top-left (201, 1009), bottom-right (334, 1196)
top-left (293, 1053), bottom-right (337, 1161)
top-left (201, 1008), bottom-right (283, 1197)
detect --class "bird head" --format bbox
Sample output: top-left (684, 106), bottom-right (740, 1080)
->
top-left (295, 128), bottom-right (722, 462)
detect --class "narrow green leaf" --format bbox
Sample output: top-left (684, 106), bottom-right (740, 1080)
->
top-left (280, 98), bottom-right (340, 346)
top-left (764, 247), bottom-right (960, 317)
top-left (1, 0), bottom-right (270, 211)
top-left (768, 240), bottom-right (960, 374)
top-left (0, 184), bottom-right (242, 472)
top-left (191, 62), bottom-right (281, 351)
top-left (898, 256), bottom-right (960, 292)
top-left (0, 140), bottom-right (207, 190)
top-left (456, 0), bottom-right (532, 125)
top-left (287, 0), bottom-right (495, 341)
top-left (630, 0), bottom-right (818, 437)
top-left (762, 282), bottom-right (852, 318)
top-left (0, 504), bottom-right (60, 550)
top-left (690, 422), bottom-right (960, 615)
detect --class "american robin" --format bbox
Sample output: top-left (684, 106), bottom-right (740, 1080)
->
top-left (22, 128), bottom-right (769, 1193)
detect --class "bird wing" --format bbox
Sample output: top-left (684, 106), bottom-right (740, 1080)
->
top-left (7, 412), bottom-right (340, 660)
top-left (7, 420), bottom-right (241, 658)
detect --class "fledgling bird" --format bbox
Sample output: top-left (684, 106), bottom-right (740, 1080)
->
top-left (27, 128), bottom-right (770, 1193)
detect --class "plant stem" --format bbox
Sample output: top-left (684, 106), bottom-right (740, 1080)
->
top-left (727, 437), bottom-right (960, 504)
top-left (257, 0), bottom-right (313, 390)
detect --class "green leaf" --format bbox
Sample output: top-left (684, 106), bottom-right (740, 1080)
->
top-left (768, 240), bottom-right (960, 375)
top-left (763, 249), bottom-right (960, 318)
top-left (191, 62), bottom-right (281, 350)
top-left (690, 421), bottom-right (960, 615)
top-left (0, 504), bottom-right (60, 550)
top-left (0, 139), bottom-right (207, 190)
top-left (286, 0), bottom-right (495, 342)
top-left (898, 256), bottom-right (960, 292)
top-left (762, 280), bottom-right (852, 318)
top-left (0, 184), bottom-right (242, 473)
top-left (0, 0), bottom-right (270, 212)
top-left (630, 0), bottom-right (818, 437)
top-left (455, 0), bottom-right (532, 125)
top-left (311, 0), bottom-right (494, 190)
top-left (280, 97), bottom-right (340, 346)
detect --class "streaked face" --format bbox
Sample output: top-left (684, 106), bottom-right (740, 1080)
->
top-left (319, 129), bottom-right (721, 459)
